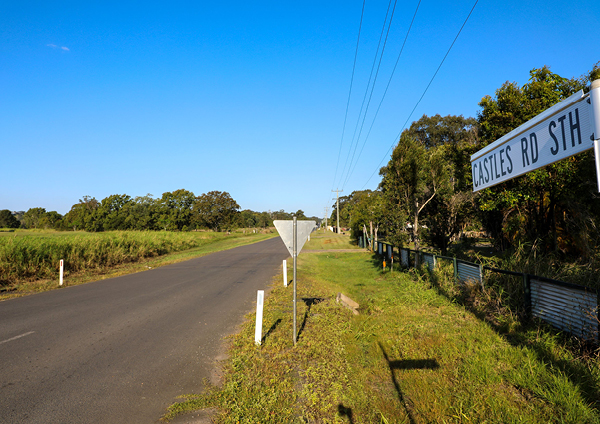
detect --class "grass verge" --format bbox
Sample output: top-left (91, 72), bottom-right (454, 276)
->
top-left (164, 238), bottom-right (600, 423)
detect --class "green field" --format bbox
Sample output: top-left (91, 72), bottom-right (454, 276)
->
top-left (0, 229), bottom-right (276, 299)
top-left (165, 233), bottom-right (600, 423)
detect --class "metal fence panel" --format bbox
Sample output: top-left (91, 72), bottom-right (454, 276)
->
top-left (422, 253), bottom-right (436, 271)
top-left (387, 244), bottom-right (393, 260)
top-left (531, 279), bottom-right (598, 340)
top-left (401, 248), bottom-right (409, 268)
top-left (456, 261), bottom-right (482, 285)
top-left (378, 242), bottom-right (383, 255)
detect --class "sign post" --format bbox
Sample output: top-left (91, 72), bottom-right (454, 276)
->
top-left (471, 80), bottom-right (600, 191)
top-left (273, 218), bottom-right (316, 346)
top-left (293, 217), bottom-right (297, 345)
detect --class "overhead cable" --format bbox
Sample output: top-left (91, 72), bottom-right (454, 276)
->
top-left (362, 0), bottom-right (480, 189)
top-left (336, 0), bottom-right (396, 191)
top-left (330, 0), bottom-right (366, 201)
top-left (342, 0), bottom-right (421, 190)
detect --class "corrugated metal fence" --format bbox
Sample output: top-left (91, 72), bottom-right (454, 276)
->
top-left (370, 243), bottom-right (599, 343)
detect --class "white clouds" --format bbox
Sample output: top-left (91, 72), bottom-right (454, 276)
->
top-left (46, 44), bottom-right (70, 51)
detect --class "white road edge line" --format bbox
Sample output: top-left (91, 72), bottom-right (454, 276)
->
top-left (0, 331), bottom-right (35, 345)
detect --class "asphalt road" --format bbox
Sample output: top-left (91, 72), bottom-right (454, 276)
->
top-left (0, 237), bottom-right (289, 423)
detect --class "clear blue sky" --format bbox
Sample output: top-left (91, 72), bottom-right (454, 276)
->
top-left (2, 1), bottom-right (598, 218)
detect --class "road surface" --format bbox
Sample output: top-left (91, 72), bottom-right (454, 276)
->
top-left (0, 237), bottom-right (289, 423)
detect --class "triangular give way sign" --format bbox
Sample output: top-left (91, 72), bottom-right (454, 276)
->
top-left (273, 220), bottom-right (316, 257)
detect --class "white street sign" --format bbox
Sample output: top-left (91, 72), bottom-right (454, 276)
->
top-left (471, 88), bottom-right (598, 192)
top-left (273, 220), bottom-right (316, 257)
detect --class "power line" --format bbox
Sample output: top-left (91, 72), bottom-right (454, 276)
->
top-left (342, 0), bottom-right (422, 189)
top-left (361, 0), bottom-right (480, 189)
top-left (341, 0), bottom-right (399, 190)
top-left (327, 0), bottom-right (366, 210)
top-left (336, 0), bottom-right (396, 191)
top-left (330, 0), bottom-right (366, 196)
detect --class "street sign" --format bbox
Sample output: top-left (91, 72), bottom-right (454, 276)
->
top-left (471, 82), bottom-right (600, 192)
top-left (273, 218), bottom-right (316, 346)
top-left (273, 220), bottom-right (316, 257)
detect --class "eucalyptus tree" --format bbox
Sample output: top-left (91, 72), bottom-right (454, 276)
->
top-left (0, 210), bottom-right (20, 229)
top-left (380, 133), bottom-right (452, 251)
top-left (63, 196), bottom-right (99, 231)
top-left (157, 189), bottom-right (196, 231)
top-left (192, 191), bottom-right (240, 231)
top-left (404, 115), bottom-right (480, 254)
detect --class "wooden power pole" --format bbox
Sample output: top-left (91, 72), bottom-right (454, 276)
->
top-left (331, 189), bottom-right (343, 234)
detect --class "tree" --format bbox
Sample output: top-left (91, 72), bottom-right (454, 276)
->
top-left (294, 210), bottom-right (307, 219)
top-left (403, 115), bottom-right (480, 254)
top-left (93, 194), bottom-right (134, 231)
top-left (380, 133), bottom-right (451, 250)
top-left (63, 196), bottom-right (99, 231)
top-left (0, 210), bottom-right (20, 229)
top-left (128, 194), bottom-right (159, 230)
top-left (192, 191), bottom-right (240, 231)
top-left (476, 65), bottom-right (599, 255)
top-left (347, 190), bottom-right (386, 245)
top-left (272, 210), bottom-right (293, 221)
top-left (22, 207), bottom-right (47, 229)
top-left (157, 189), bottom-right (196, 231)
top-left (38, 211), bottom-right (63, 230)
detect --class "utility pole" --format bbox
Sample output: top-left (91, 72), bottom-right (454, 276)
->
top-left (324, 207), bottom-right (328, 232)
top-left (331, 189), bottom-right (343, 234)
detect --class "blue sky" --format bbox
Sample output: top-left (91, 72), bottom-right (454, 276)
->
top-left (2, 1), bottom-right (598, 219)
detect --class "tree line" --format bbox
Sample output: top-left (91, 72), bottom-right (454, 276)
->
top-left (332, 63), bottom-right (600, 259)
top-left (1, 190), bottom-right (319, 232)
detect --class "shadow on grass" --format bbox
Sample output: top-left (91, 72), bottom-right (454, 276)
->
top-left (427, 270), bottom-right (600, 409)
top-left (297, 297), bottom-right (326, 341)
top-left (262, 318), bottom-right (282, 344)
top-left (338, 404), bottom-right (354, 423)
top-left (378, 342), bottom-right (439, 424)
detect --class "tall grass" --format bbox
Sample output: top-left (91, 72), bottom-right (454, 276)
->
top-left (0, 231), bottom-right (200, 286)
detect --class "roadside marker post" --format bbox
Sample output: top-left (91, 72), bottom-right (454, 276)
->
top-left (273, 218), bottom-right (316, 346)
top-left (255, 290), bottom-right (264, 346)
top-left (283, 259), bottom-right (288, 287)
top-left (59, 259), bottom-right (64, 286)
top-left (471, 80), bottom-right (600, 191)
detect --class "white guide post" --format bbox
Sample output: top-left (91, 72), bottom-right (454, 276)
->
top-left (59, 259), bottom-right (64, 286)
top-left (283, 259), bottom-right (288, 287)
top-left (254, 290), bottom-right (264, 345)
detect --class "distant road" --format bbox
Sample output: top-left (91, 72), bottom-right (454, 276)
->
top-left (0, 237), bottom-right (289, 424)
